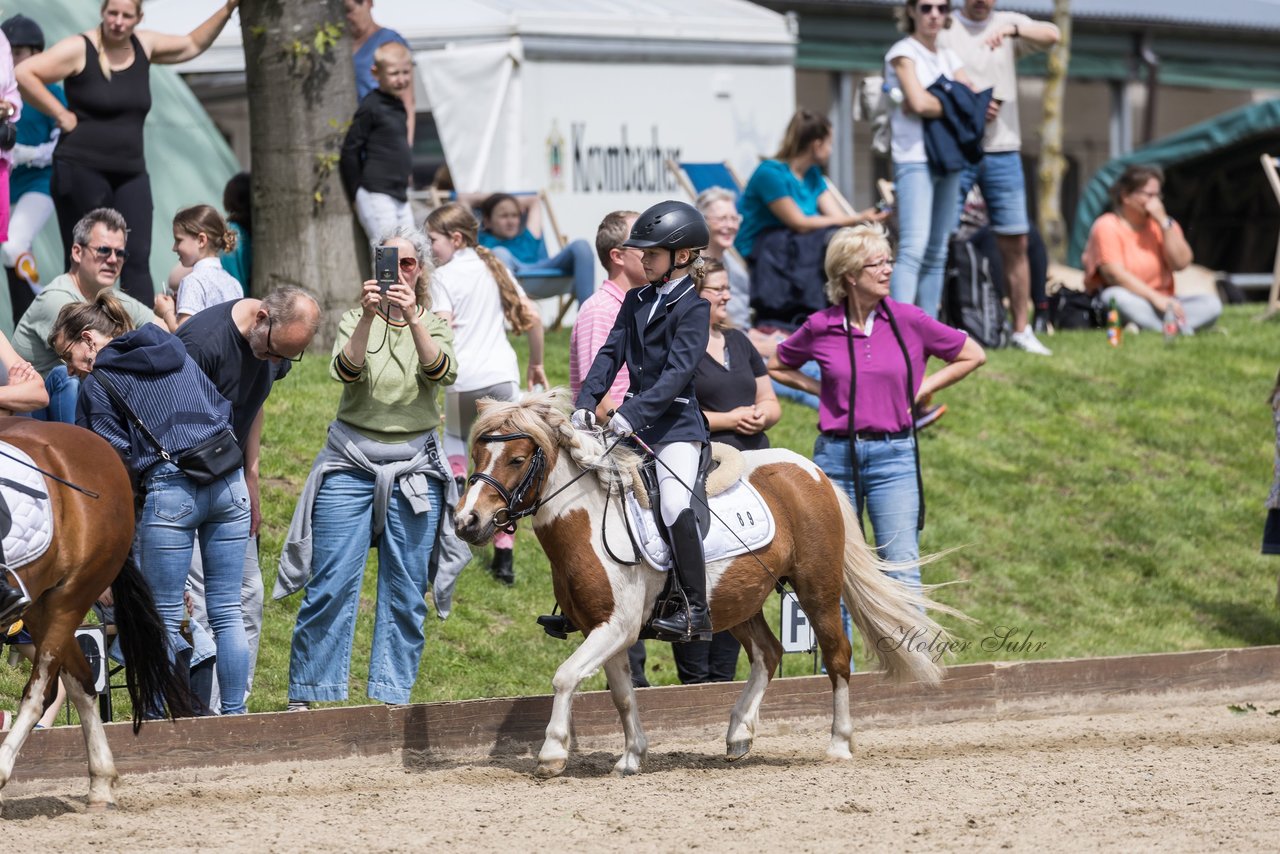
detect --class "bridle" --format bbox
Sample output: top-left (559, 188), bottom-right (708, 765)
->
top-left (466, 431), bottom-right (548, 533)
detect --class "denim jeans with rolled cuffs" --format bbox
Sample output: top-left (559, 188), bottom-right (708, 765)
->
top-left (489, 240), bottom-right (597, 307)
top-left (890, 160), bottom-right (963, 318)
top-left (956, 151), bottom-right (1030, 235)
top-left (137, 462), bottom-right (252, 715)
top-left (288, 470), bottom-right (443, 705)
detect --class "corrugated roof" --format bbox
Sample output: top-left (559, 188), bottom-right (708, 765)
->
top-left (798, 0), bottom-right (1280, 34)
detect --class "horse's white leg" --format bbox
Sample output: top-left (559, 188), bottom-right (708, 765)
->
top-left (725, 615), bottom-right (779, 761)
top-left (537, 620), bottom-right (634, 778)
top-left (601, 651), bottom-right (647, 776)
top-left (63, 674), bottom-right (118, 810)
top-left (0, 654), bottom-right (56, 813)
top-left (827, 674), bottom-right (854, 760)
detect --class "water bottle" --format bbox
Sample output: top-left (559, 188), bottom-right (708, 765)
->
top-left (1106, 297), bottom-right (1122, 348)
top-left (1162, 303), bottom-right (1179, 344)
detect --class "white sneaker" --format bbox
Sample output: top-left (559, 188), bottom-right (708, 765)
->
top-left (1010, 328), bottom-right (1052, 356)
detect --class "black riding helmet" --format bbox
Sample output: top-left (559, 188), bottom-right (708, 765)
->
top-left (623, 200), bottom-right (710, 284)
top-left (1, 15), bottom-right (45, 52)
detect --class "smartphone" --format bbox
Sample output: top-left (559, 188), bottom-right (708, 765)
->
top-left (374, 245), bottom-right (398, 293)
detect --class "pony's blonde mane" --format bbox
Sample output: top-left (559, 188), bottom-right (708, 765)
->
top-left (469, 388), bottom-right (645, 493)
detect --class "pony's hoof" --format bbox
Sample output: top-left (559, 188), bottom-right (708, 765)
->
top-left (825, 746), bottom-right (853, 762)
top-left (86, 800), bottom-right (118, 814)
top-left (535, 759), bottom-right (566, 779)
top-left (612, 758), bottom-right (642, 777)
top-left (726, 739), bottom-right (752, 761)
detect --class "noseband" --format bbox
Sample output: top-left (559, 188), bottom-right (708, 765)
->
top-left (467, 432), bottom-right (548, 533)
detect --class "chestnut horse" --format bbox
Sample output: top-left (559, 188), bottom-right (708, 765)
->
top-left (0, 419), bottom-right (189, 814)
top-left (455, 391), bottom-right (955, 778)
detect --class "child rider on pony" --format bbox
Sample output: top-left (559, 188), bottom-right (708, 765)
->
top-left (573, 200), bottom-right (713, 643)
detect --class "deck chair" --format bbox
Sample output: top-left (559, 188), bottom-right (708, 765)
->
top-left (1261, 154), bottom-right (1280, 316)
top-left (423, 189), bottom-right (580, 330)
top-left (667, 159), bottom-right (745, 197)
top-left (665, 159), bottom-right (750, 272)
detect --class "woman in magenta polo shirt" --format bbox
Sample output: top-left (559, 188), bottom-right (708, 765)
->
top-left (768, 224), bottom-right (984, 589)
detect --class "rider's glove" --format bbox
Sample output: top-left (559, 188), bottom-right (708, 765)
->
top-left (570, 408), bottom-right (597, 431)
top-left (607, 411), bottom-right (634, 438)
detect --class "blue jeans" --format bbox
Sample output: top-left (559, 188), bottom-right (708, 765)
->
top-left (812, 433), bottom-right (921, 589)
top-left (490, 239), bottom-right (596, 306)
top-left (138, 463), bottom-right (252, 714)
top-left (773, 359), bottom-right (821, 410)
top-left (31, 365), bottom-right (79, 423)
top-left (288, 471), bottom-right (443, 704)
top-left (890, 161), bottom-right (963, 318)
top-left (956, 151), bottom-right (1030, 236)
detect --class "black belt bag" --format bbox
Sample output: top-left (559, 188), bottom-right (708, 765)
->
top-left (95, 371), bottom-right (243, 485)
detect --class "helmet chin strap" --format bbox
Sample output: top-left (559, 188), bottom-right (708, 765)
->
top-left (653, 250), bottom-right (693, 285)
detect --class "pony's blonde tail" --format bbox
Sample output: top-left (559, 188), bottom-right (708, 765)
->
top-left (832, 484), bottom-right (963, 685)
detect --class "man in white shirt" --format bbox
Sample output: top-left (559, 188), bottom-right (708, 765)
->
top-left (940, 0), bottom-right (1059, 355)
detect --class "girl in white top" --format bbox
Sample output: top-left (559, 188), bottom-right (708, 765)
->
top-left (427, 201), bottom-right (546, 585)
top-left (156, 204), bottom-right (244, 331)
top-left (883, 1), bottom-right (974, 318)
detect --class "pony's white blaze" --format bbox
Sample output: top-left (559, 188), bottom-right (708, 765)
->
top-left (458, 441), bottom-right (504, 519)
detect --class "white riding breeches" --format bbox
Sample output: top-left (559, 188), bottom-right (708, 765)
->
top-left (653, 441), bottom-right (702, 528)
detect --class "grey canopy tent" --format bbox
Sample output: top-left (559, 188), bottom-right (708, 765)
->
top-left (1068, 99), bottom-right (1280, 279)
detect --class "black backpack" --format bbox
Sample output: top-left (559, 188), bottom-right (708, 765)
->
top-left (942, 232), bottom-right (1010, 348)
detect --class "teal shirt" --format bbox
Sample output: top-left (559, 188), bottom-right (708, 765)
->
top-left (734, 159), bottom-right (829, 258)
top-left (222, 222), bottom-right (252, 296)
top-left (479, 227), bottom-right (547, 264)
top-left (10, 83), bottom-right (67, 200)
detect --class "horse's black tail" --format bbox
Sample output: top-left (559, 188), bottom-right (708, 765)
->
top-left (111, 549), bottom-right (194, 732)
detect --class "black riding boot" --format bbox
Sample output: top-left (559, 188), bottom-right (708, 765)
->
top-left (648, 509), bottom-right (712, 643)
top-left (0, 571), bottom-right (31, 628)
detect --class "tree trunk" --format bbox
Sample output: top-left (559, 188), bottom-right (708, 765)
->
top-left (240, 0), bottom-right (364, 348)
top-left (1036, 0), bottom-right (1072, 265)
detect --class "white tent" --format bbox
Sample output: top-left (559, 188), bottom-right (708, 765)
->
top-left (152, 0), bottom-right (797, 246)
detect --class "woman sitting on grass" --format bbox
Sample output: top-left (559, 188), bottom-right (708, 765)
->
top-left (1082, 164), bottom-right (1221, 334)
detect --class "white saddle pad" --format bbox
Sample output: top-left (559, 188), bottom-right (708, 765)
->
top-left (624, 478), bottom-right (775, 572)
top-left (0, 441), bottom-right (53, 570)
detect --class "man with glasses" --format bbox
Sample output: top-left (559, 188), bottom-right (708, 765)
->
top-left (11, 206), bottom-right (160, 422)
top-left (939, 0), bottom-right (1060, 355)
top-left (175, 284), bottom-right (321, 706)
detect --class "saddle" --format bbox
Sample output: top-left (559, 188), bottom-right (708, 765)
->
top-left (625, 443), bottom-right (774, 572)
top-left (537, 443), bottom-right (776, 639)
top-left (0, 441), bottom-right (54, 572)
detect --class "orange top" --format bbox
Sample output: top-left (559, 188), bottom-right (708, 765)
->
top-left (1082, 211), bottom-right (1183, 296)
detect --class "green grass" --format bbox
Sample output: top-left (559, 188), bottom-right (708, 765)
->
top-left (6, 307), bottom-right (1280, 714)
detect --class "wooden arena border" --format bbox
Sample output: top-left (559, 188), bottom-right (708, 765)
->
top-left (10, 645), bottom-right (1280, 782)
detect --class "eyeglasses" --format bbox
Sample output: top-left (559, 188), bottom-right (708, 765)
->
top-left (864, 258), bottom-right (894, 270)
top-left (58, 337), bottom-right (84, 366)
top-left (265, 317), bottom-right (305, 363)
top-left (705, 214), bottom-right (742, 225)
top-left (399, 257), bottom-right (419, 271)
top-left (700, 285), bottom-right (731, 295)
top-left (85, 244), bottom-right (129, 261)
top-left (918, 3), bottom-right (950, 14)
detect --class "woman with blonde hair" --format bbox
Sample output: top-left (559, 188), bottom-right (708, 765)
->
top-left (16, 0), bottom-right (239, 304)
top-left (282, 227), bottom-right (458, 710)
top-left (769, 224), bottom-right (984, 591)
top-left (426, 201), bottom-right (545, 585)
